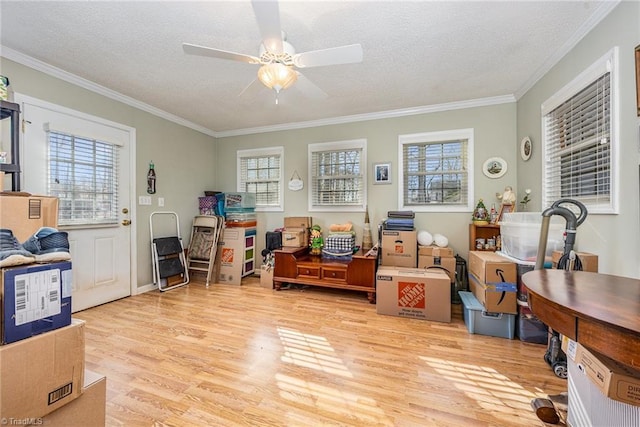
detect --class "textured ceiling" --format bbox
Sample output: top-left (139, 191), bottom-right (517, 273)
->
top-left (0, 1), bottom-right (616, 136)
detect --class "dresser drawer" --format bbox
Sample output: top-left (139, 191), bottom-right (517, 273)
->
top-left (297, 266), bottom-right (320, 279)
top-left (321, 267), bottom-right (347, 282)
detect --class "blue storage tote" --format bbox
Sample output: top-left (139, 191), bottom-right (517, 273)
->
top-left (459, 291), bottom-right (515, 339)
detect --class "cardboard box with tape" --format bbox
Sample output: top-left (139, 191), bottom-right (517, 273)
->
top-left (380, 230), bottom-right (417, 268)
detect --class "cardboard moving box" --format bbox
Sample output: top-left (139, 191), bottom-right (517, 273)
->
top-left (1, 261), bottom-right (73, 344)
top-left (468, 273), bottom-right (517, 314)
top-left (260, 264), bottom-right (274, 288)
top-left (567, 340), bottom-right (640, 407)
top-left (418, 246), bottom-right (456, 282)
top-left (468, 251), bottom-right (516, 284)
top-left (0, 319), bottom-right (85, 420)
top-left (380, 230), bottom-right (417, 268)
top-left (218, 228), bottom-right (245, 285)
top-left (551, 250), bottom-right (599, 273)
top-left (0, 193), bottom-right (59, 242)
top-left (282, 228), bottom-right (307, 247)
top-left (43, 369), bottom-right (107, 427)
top-left (376, 267), bottom-right (451, 322)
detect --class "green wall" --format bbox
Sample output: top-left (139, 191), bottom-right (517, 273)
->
top-left (217, 102), bottom-right (517, 261)
top-left (516, 1), bottom-right (640, 278)
top-left (0, 58), bottom-right (217, 289)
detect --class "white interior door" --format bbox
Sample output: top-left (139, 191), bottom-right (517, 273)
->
top-left (17, 94), bottom-right (135, 312)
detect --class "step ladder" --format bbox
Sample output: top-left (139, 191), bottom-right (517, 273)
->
top-left (187, 215), bottom-right (225, 287)
top-left (150, 211), bottom-right (189, 291)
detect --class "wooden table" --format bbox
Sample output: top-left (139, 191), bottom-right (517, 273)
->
top-left (522, 269), bottom-right (640, 369)
top-left (273, 246), bottom-right (377, 303)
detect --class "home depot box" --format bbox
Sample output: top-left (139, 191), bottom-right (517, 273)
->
top-left (42, 369), bottom-right (106, 426)
top-left (1, 261), bottom-right (72, 344)
top-left (0, 193), bottom-right (59, 242)
top-left (380, 230), bottom-right (417, 268)
top-left (282, 228), bottom-right (307, 247)
top-left (376, 266), bottom-right (451, 322)
top-left (468, 273), bottom-right (517, 314)
top-left (418, 246), bottom-right (456, 282)
top-left (551, 250), bottom-right (599, 273)
top-left (0, 319), bottom-right (85, 420)
top-left (569, 340), bottom-right (640, 407)
top-left (468, 251), bottom-right (516, 284)
top-left (218, 228), bottom-right (245, 285)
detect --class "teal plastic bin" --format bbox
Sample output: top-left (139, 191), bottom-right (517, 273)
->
top-left (459, 291), bottom-right (515, 339)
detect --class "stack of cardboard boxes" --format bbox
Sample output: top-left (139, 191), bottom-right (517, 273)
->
top-left (461, 251), bottom-right (518, 339)
top-left (0, 193), bottom-right (106, 425)
top-left (376, 228), bottom-right (452, 323)
top-left (281, 216), bottom-right (311, 248)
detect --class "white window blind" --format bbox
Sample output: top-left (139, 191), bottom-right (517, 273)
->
top-left (237, 147), bottom-right (283, 211)
top-left (308, 139), bottom-right (366, 212)
top-left (399, 129), bottom-right (473, 212)
top-left (542, 48), bottom-right (617, 214)
top-left (48, 131), bottom-right (119, 226)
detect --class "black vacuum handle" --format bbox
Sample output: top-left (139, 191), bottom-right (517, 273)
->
top-left (550, 198), bottom-right (588, 227)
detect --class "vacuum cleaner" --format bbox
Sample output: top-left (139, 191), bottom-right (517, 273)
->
top-left (534, 198), bottom-right (588, 379)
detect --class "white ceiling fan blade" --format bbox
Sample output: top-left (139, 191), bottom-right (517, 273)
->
top-left (294, 72), bottom-right (328, 99)
top-left (293, 44), bottom-right (363, 68)
top-left (251, 0), bottom-right (283, 54)
top-left (183, 43), bottom-right (260, 64)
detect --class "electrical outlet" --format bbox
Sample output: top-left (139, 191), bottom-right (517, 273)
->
top-left (138, 196), bottom-right (151, 205)
top-left (158, 197), bottom-right (165, 207)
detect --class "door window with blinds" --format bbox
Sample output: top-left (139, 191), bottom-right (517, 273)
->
top-left (308, 139), bottom-right (366, 212)
top-left (542, 48), bottom-right (618, 214)
top-left (47, 130), bottom-right (120, 225)
top-left (237, 147), bottom-right (283, 212)
top-left (398, 129), bottom-right (474, 212)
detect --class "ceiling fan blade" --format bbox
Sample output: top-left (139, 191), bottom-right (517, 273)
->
top-left (251, 0), bottom-right (283, 54)
top-left (294, 72), bottom-right (328, 99)
top-left (238, 78), bottom-right (264, 98)
top-left (183, 43), bottom-right (260, 64)
top-left (293, 44), bottom-right (363, 68)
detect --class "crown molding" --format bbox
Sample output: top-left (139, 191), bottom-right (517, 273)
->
top-left (1, 46), bottom-right (217, 137)
top-left (215, 95), bottom-right (516, 138)
top-left (3, 45), bottom-right (515, 139)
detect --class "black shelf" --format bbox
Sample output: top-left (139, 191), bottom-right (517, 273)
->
top-left (1, 100), bottom-right (21, 191)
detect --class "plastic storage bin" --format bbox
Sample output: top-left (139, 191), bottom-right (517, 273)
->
top-left (499, 212), bottom-right (565, 262)
top-left (459, 291), bottom-right (515, 339)
top-left (224, 192), bottom-right (256, 211)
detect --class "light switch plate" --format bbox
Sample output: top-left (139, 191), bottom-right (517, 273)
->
top-left (139, 196), bottom-right (151, 205)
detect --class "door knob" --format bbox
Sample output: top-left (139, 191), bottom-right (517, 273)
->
top-left (122, 219), bottom-right (132, 226)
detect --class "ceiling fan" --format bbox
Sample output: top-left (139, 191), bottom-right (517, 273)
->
top-left (182, 0), bottom-right (363, 103)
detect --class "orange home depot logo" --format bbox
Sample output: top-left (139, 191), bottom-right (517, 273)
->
top-left (221, 248), bottom-right (234, 264)
top-left (394, 245), bottom-right (404, 254)
top-left (398, 282), bottom-right (425, 309)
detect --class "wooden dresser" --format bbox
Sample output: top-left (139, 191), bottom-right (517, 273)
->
top-left (273, 246), bottom-right (377, 303)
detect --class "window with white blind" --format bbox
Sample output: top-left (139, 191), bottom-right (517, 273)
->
top-left (237, 146), bottom-right (284, 212)
top-left (542, 48), bottom-right (618, 214)
top-left (308, 139), bottom-right (366, 212)
top-left (48, 131), bottom-right (119, 226)
top-left (398, 129), bottom-right (474, 212)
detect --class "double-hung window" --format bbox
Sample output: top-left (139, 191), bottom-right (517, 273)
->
top-left (48, 130), bottom-right (119, 226)
top-left (542, 48), bottom-right (618, 214)
top-left (398, 129), bottom-right (474, 212)
top-left (237, 146), bottom-right (284, 212)
top-left (308, 139), bottom-right (366, 212)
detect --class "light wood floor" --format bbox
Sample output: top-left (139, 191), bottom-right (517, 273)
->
top-left (74, 275), bottom-right (566, 427)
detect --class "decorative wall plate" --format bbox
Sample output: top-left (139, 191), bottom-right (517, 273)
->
top-left (482, 157), bottom-right (507, 178)
top-left (520, 137), bottom-right (532, 161)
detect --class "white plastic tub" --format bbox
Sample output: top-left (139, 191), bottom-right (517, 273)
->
top-left (499, 212), bottom-right (565, 262)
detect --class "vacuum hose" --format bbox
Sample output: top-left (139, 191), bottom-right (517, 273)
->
top-left (534, 199), bottom-right (587, 270)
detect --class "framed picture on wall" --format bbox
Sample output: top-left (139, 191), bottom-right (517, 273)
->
top-left (497, 203), bottom-right (514, 222)
top-left (373, 162), bottom-right (391, 184)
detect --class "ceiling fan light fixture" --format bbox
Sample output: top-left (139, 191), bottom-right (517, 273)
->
top-left (257, 63), bottom-right (297, 92)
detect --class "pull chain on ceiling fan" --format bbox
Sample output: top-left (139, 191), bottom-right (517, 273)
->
top-left (182, 0), bottom-right (363, 102)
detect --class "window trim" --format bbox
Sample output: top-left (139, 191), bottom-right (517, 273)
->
top-left (308, 139), bottom-right (367, 213)
top-left (236, 146), bottom-right (284, 212)
top-left (541, 47), bottom-right (619, 214)
top-left (398, 129), bottom-right (475, 213)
